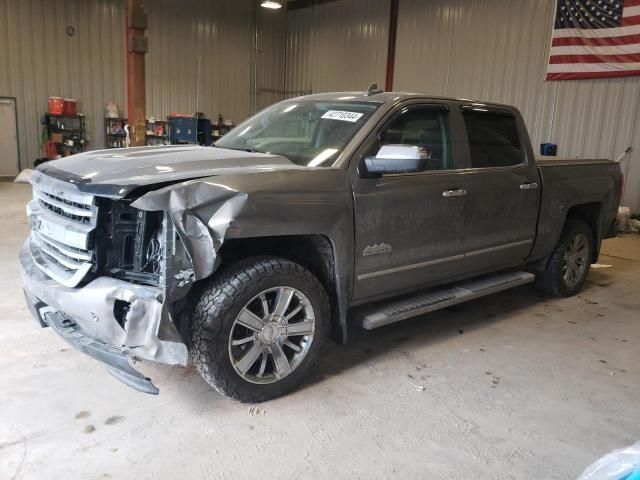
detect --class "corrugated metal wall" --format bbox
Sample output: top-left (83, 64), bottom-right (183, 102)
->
top-left (145, 0), bottom-right (252, 125)
top-left (2, 0), bottom-right (638, 210)
top-left (1, 0), bottom-right (259, 166)
top-left (284, 0), bottom-right (390, 97)
top-left (395, 0), bottom-right (552, 140)
top-left (254, 5), bottom-right (287, 112)
top-left (394, 0), bottom-right (640, 211)
top-left (0, 0), bottom-right (126, 168)
top-left (281, 0), bottom-right (639, 211)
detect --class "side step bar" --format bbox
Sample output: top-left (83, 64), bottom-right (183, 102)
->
top-left (355, 271), bottom-right (535, 330)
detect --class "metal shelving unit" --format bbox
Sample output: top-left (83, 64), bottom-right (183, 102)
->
top-left (105, 117), bottom-right (128, 148)
top-left (145, 119), bottom-right (169, 146)
top-left (43, 113), bottom-right (87, 155)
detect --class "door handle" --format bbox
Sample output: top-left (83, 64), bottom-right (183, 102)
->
top-left (520, 182), bottom-right (538, 190)
top-left (442, 189), bottom-right (467, 198)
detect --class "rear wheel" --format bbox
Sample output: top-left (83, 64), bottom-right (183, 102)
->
top-left (535, 219), bottom-right (594, 297)
top-left (190, 256), bottom-right (330, 402)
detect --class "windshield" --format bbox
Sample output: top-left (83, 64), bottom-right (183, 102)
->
top-left (216, 100), bottom-right (380, 167)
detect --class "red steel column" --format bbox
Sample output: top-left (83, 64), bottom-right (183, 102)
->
top-left (126, 0), bottom-right (147, 146)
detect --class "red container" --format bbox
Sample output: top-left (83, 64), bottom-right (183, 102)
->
top-left (48, 96), bottom-right (63, 115)
top-left (63, 98), bottom-right (77, 116)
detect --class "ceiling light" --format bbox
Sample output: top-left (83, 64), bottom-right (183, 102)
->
top-left (261, 1), bottom-right (282, 9)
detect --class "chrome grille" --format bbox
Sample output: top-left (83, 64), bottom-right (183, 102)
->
top-left (27, 171), bottom-right (98, 287)
top-left (35, 231), bottom-right (92, 268)
top-left (35, 190), bottom-right (94, 224)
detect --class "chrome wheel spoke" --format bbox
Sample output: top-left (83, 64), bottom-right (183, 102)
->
top-left (284, 303), bottom-right (303, 321)
top-left (236, 308), bottom-right (265, 332)
top-left (235, 343), bottom-right (263, 374)
top-left (273, 287), bottom-right (295, 318)
top-left (577, 249), bottom-right (587, 262)
top-left (259, 294), bottom-right (270, 318)
top-left (257, 353), bottom-right (268, 378)
top-left (231, 335), bottom-right (255, 347)
top-left (286, 320), bottom-right (314, 337)
top-left (271, 344), bottom-right (291, 378)
top-left (571, 237), bottom-right (580, 254)
top-left (284, 340), bottom-right (302, 353)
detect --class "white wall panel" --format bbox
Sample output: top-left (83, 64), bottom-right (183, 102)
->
top-left (395, 0), bottom-right (553, 144)
top-left (255, 6), bottom-right (287, 111)
top-left (146, 0), bottom-right (252, 125)
top-left (394, 0), bottom-right (640, 211)
top-left (285, 0), bottom-right (390, 97)
top-left (0, 0), bottom-right (126, 167)
top-left (624, 103), bottom-right (640, 213)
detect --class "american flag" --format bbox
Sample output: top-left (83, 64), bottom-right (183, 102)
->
top-left (547, 0), bottom-right (640, 80)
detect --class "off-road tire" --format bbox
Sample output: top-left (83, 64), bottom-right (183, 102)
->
top-left (535, 219), bottom-right (594, 297)
top-left (190, 256), bottom-right (330, 402)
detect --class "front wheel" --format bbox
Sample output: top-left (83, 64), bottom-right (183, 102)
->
top-left (190, 256), bottom-right (330, 402)
top-left (535, 219), bottom-right (594, 297)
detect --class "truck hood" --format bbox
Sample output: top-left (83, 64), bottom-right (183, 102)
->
top-left (36, 145), bottom-right (306, 198)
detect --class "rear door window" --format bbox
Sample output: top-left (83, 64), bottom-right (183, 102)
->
top-left (462, 109), bottom-right (524, 168)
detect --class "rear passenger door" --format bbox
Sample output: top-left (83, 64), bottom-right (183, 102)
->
top-left (459, 106), bottom-right (540, 273)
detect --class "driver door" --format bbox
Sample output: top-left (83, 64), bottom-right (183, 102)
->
top-left (351, 103), bottom-right (468, 301)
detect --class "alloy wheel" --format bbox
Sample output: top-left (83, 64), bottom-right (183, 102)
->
top-left (228, 286), bottom-right (316, 384)
top-left (562, 233), bottom-right (589, 288)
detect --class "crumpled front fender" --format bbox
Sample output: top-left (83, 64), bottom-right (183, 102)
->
top-left (133, 180), bottom-right (248, 286)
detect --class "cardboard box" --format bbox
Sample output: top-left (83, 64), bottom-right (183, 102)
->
top-left (51, 132), bottom-right (63, 144)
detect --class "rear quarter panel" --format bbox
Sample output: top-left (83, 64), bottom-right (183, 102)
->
top-left (530, 159), bottom-right (621, 262)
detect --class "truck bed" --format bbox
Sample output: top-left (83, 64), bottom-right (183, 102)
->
top-left (535, 156), bottom-right (615, 167)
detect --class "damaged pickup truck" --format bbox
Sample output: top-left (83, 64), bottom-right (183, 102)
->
top-left (21, 91), bottom-right (623, 402)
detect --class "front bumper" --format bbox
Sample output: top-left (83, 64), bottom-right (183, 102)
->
top-left (36, 307), bottom-right (160, 394)
top-left (20, 240), bottom-right (189, 394)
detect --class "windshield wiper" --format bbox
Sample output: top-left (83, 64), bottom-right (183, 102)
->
top-left (216, 146), bottom-right (248, 152)
top-left (215, 145), bottom-right (266, 154)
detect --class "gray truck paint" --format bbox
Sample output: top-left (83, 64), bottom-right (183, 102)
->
top-left (35, 145), bottom-right (306, 197)
top-left (20, 91), bottom-right (622, 392)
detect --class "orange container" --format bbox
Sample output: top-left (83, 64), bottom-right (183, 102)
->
top-left (48, 96), bottom-right (63, 115)
top-left (63, 98), bottom-right (77, 116)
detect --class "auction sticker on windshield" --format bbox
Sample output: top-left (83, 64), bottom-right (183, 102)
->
top-left (321, 110), bottom-right (364, 123)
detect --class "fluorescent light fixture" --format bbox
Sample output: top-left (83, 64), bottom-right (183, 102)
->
top-left (261, 1), bottom-right (282, 9)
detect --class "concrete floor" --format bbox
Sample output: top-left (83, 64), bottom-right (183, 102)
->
top-left (1, 182), bottom-right (639, 480)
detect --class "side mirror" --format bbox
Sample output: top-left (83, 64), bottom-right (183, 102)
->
top-left (364, 144), bottom-right (428, 175)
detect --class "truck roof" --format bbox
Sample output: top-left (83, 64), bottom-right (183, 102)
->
top-left (292, 91), bottom-right (516, 110)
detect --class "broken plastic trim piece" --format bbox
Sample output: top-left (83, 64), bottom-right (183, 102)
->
top-left (43, 309), bottom-right (159, 395)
